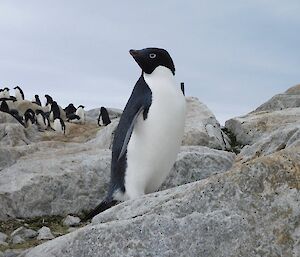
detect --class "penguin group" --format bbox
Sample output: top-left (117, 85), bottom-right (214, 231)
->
top-left (0, 86), bottom-right (88, 135)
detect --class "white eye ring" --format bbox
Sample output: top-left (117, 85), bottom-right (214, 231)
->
top-left (149, 53), bottom-right (156, 58)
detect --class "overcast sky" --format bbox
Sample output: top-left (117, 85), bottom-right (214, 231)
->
top-left (1, 1), bottom-right (299, 124)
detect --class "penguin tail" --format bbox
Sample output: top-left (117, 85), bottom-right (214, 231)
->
top-left (82, 199), bottom-right (118, 222)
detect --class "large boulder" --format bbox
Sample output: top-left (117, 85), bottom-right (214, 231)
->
top-left (254, 84), bottom-right (300, 112)
top-left (183, 97), bottom-right (231, 150)
top-left (20, 146), bottom-right (300, 257)
top-left (161, 146), bottom-right (235, 190)
top-left (225, 107), bottom-right (300, 146)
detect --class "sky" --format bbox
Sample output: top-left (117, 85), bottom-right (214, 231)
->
top-left (0, 1), bottom-right (299, 124)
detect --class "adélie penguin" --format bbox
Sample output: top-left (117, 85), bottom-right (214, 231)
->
top-left (84, 47), bottom-right (186, 220)
top-left (14, 86), bottom-right (25, 101)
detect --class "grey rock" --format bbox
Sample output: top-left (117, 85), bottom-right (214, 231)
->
top-left (0, 112), bottom-right (18, 124)
top-left (183, 97), bottom-right (231, 150)
top-left (67, 227), bottom-right (79, 233)
top-left (0, 252), bottom-right (3, 257)
top-left (63, 215), bottom-right (81, 227)
top-left (225, 107), bottom-right (300, 146)
top-left (237, 123), bottom-right (300, 162)
top-left (12, 235), bottom-right (25, 244)
top-left (88, 119), bottom-right (118, 149)
top-left (0, 146), bottom-right (111, 220)
top-left (254, 84), bottom-right (300, 112)
top-left (0, 241), bottom-right (8, 247)
top-left (161, 146), bottom-right (235, 190)
top-left (0, 232), bottom-right (7, 243)
top-left (37, 227), bottom-right (54, 240)
top-left (21, 146), bottom-right (300, 257)
top-left (0, 123), bottom-right (39, 147)
top-left (3, 249), bottom-right (24, 257)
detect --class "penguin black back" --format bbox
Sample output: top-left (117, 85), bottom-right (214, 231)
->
top-left (51, 101), bottom-right (60, 119)
top-left (14, 86), bottom-right (25, 100)
top-left (64, 103), bottom-right (77, 118)
top-left (34, 95), bottom-right (42, 106)
top-left (98, 106), bottom-right (111, 126)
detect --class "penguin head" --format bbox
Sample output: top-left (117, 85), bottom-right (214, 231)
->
top-left (3, 87), bottom-right (10, 92)
top-left (78, 105), bottom-right (85, 109)
top-left (45, 94), bottom-right (53, 105)
top-left (129, 48), bottom-right (175, 75)
top-left (13, 86), bottom-right (21, 91)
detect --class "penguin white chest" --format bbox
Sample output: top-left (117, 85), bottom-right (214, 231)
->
top-left (125, 66), bottom-right (186, 199)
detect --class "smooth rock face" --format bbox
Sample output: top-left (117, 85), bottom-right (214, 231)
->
top-left (37, 227), bottom-right (54, 240)
top-left (21, 147), bottom-right (300, 257)
top-left (63, 215), bottom-right (81, 227)
top-left (183, 97), bottom-right (231, 150)
top-left (161, 146), bottom-right (235, 190)
top-left (225, 107), bottom-right (300, 146)
top-left (0, 146), bottom-right (111, 220)
top-left (0, 232), bottom-right (8, 243)
top-left (254, 84), bottom-right (300, 112)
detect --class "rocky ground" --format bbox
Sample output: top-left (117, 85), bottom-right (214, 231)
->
top-left (0, 87), bottom-right (299, 257)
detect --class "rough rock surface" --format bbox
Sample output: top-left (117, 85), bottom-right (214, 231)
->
top-left (0, 232), bottom-right (7, 243)
top-left (225, 107), bottom-right (300, 146)
top-left (183, 97), bottom-right (231, 150)
top-left (254, 84), bottom-right (300, 112)
top-left (161, 146), bottom-right (235, 190)
top-left (37, 227), bottom-right (54, 240)
top-left (63, 215), bottom-right (81, 227)
top-left (21, 146), bottom-right (300, 257)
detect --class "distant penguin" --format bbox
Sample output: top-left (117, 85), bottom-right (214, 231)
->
top-left (84, 47), bottom-right (186, 220)
top-left (98, 106), bottom-right (111, 126)
top-left (14, 86), bottom-right (25, 101)
top-left (64, 103), bottom-right (77, 118)
top-left (35, 109), bottom-right (50, 130)
top-left (33, 95), bottom-right (42, 106)
top-left (2, 88), bottom-right (10, 98)
top-left (0, 89), bottom-right (3, 98)
top-left (44, 94), bottom-right (53, 112)
top-left (50, 101), bottom-right (61, 120)
top-left (24, 109), bottom-right (35, 127)
top-left (75, 105), bottom-right (85, 124)
top-left (0, 100), bottom-right (25, 126)
top-left (53, 118), bottom-right (66, 134)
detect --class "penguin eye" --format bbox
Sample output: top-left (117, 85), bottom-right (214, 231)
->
top-left (149, 53), bottom-right (156, 59)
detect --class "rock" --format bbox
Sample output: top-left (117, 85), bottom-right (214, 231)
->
top-left (85, 108), bottom-right (122, 124)
top-left (37, 227), bottom-right (54, 240)
top-left (88, 119), bottom-right (118, 149)
top-left (20, 146), bottom-right (300, 257)
top-left (63, 215), bottom-right (81, 227)
top-left (0, 123), bottom-right (39, 147)
top-left (3, 249), bottom-right (24, 257)
top-left (161, 146), bottom-right (235, 190)
top-left (254, 84), bottom-right (300, 112)
top-left (0, 251), bottom-right (3, 257)
top-left (0, 232), bottom-right (7, 243)
top-left (225, 107), bottom-right (300, 146)
top-left (12, 235), bottom-right (25, 244)
top-left (237, 123), bottom-right (300, 162)
top-left (0, 145), bottom-right (111, 220)
top-left (67, 227), bottom-right (79, 233)
top-left (183, 97), bottom-right (231, 150)
top-left (0, 112), bottom-right (19, 124)
top-left (0, 241), bottom-right (8, 247)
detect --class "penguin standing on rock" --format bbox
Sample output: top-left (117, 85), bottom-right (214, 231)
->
top-left (24, 109), bottom-right (35, 127)
top-left (35, 109), bottom-right (50, 130)
top-left (2, 88), bottom-right (10, 98)
top-left (84, 47), bottom-right (186, 220)
top-left (33, 95), bottom-right (42, 106)
top-left (98, 106), bottom-right (111, 126)
top-left (51, 101), bottom-right (66, 134)
top-left (64, 103), bottom-right (77, 118)
top-left (14, 86), bottom-right (25, 101)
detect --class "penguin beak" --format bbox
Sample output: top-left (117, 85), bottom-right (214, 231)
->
top-left (129, 49), bottom-right (140, 57)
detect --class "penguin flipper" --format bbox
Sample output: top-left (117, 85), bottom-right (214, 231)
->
top-left (118, 106), bottom-right (144, 161)
top-left (83, 199), bottom-right (118, 221)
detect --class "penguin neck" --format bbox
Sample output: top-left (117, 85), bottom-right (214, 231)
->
top-left (143, 66), bottom-right (176, 93)
top-left (143, 66), bottom-right (174, 80)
